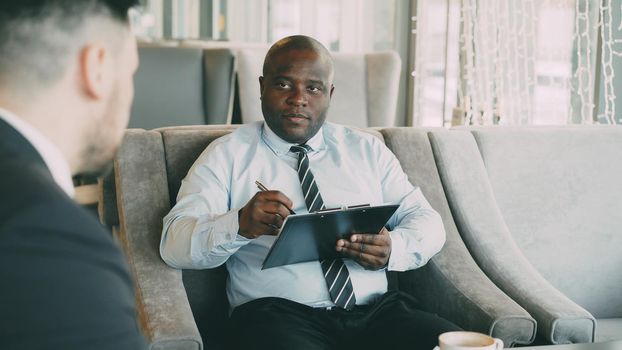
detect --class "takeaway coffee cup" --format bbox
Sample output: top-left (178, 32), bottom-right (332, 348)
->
top-left (433, 331), bottom-right (504, 350)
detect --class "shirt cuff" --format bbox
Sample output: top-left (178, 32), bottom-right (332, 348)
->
top-left (387, 229), bottom-right (423, 272)
top-left (195, 209), bottom-right (251, 246)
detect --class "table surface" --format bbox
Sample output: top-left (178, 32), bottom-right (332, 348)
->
top-left (513, 341), bottom-right (622, 350)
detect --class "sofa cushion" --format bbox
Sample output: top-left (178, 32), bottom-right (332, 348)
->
top-left (595, 318), bottom-right (622, 342)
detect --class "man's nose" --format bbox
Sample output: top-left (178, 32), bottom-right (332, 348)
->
top-left (287, 88), bottom-right (308, 107)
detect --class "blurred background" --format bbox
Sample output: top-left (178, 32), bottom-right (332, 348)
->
top-left (129, 0), bottom-right (622, 127)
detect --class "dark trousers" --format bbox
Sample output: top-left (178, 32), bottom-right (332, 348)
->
top-left (229, 290), bottom-right (461, 350)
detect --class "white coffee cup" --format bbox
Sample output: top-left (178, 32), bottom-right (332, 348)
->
top-left (433, 331), bottom-right (504, 350)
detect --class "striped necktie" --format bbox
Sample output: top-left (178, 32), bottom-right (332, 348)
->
top-left (290, 144), bottom-right (356, 310)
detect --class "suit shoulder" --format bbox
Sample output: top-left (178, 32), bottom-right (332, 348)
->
top-left (1, 160), bottom-right (114, 251)
top-left (0, 204), bottom-right (146, 347)
top-left (0, 159), bottom-right (65, 222)
top-left (0, 148), bottom-right (146, 347)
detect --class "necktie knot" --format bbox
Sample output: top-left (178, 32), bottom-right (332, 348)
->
top-left (290, 144), bottom-right (312, 155)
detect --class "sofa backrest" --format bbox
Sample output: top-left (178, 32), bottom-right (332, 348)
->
top-left (236, 48), bottom-right (401, 127)
top-left (129, 46), bottom-right (236, 129)
top-left (429, 126), bottom-right (622, 318)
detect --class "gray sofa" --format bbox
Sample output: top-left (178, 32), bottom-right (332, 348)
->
top-left (104, 125), bottom-right (537, 349)
top-left (426, 126), bottom-right (622, 344)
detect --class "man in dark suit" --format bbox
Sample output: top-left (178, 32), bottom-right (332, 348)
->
top-left (0, 1), bottom-right (146, 349)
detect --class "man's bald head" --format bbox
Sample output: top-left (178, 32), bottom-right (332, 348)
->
top-left (263, 35), bottom-right (334, 83)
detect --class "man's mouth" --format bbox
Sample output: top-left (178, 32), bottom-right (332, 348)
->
top-left (282, 113), bottom-right (309, 121)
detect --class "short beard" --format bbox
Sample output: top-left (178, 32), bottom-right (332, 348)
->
top-left (76, 147), bottom-right (115, 178)
top-left (75, 86), bottom-right (124, 178)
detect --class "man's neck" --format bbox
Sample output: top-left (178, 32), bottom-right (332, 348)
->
top-left (0, 92), bottom-right (82, 175)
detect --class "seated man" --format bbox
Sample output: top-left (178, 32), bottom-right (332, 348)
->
top-left (160, 35), bottom-right (460, 350)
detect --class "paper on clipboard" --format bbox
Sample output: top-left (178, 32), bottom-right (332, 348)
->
top-left (261, 203), bottom-right (399, 269)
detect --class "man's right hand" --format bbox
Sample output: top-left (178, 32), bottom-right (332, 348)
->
top-left (238, 191), bottom-right (293, 239)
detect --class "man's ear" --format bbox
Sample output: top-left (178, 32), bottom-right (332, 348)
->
top-left (259, 76), bottom-right (264, 99)
top-left (329, 84), bottom-right (334, 99)
top-left (79, 44), bottom-right (112, 100)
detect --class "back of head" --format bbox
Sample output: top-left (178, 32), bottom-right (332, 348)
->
top-left (0, 0), bottom-right (139, 176)
top-left (0, 0), bottom-right (137, 95)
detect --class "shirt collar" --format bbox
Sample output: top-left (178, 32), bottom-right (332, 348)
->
top-left (261, 122), bottom-right (326, 156)
top-left (0, 107), bottom-right (75, 198)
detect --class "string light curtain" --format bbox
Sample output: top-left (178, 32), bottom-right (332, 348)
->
top-left (598, 0), bottom-right (620, 124)
top-left (458, 0), bottom-right (537, 125)
top-left (453, 0), bottom-right (619, 125)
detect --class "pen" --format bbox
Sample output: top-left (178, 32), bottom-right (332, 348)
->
top-left (255, 180), bottom-right (296, 215)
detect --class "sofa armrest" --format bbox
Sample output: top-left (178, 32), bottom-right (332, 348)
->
top-left (379, 127), bottom-right (536, 346)
top-left (113, 130), bottom-right (203, 349)
top-left (428, 130), bottom-right (596, 344)
top-left (399, 230), bottom-right (536, 347)
top-left (115, 225), bottom-right (202, 350)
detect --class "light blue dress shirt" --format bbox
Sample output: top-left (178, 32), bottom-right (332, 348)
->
top-left (160, 121), bottom-right (445, 309)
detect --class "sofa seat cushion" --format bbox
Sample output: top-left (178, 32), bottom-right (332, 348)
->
top-left (595, 318), bottom-right (622, 342)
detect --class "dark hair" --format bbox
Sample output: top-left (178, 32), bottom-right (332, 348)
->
top-left (0, 0), bottom-right (138, 24)
top-left (0, 0), bottom-right (138, 89)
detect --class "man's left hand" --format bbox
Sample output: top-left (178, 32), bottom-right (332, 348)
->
top-left (336, 228), bottom-right (391, 270)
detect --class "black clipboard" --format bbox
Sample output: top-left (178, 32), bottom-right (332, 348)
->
top-left (262, 204), bottom-right (399, 269)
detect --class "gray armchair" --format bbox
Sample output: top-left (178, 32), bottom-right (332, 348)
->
top-left (104, 125), bottom-right (536, 349)
top-left (427, 126), bottom-right (622, 344)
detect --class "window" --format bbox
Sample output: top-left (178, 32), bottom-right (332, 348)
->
top-left (133, 0), bottom-right (621, 126)
top-left (411, 0), bottom-right (619, 126)
top-left (135, 0), bottom-right (397, 53)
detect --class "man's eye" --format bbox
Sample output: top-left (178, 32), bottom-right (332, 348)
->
top-left (309, 86), bottom-right (321, 92)
top-left (277, 82), bottom-right (290, 88)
